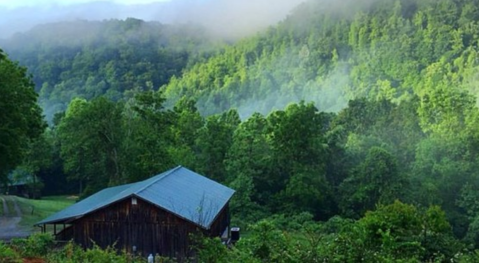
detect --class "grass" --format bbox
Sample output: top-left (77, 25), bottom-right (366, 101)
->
top-left (14, 195), bottom-right (77, 232)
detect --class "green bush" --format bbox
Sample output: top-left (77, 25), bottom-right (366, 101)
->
top-left (83, 245), bottom-right (132, 263)
top-left (45, 241), bottom-right (86, 263)
top-left (0, 241), bottom-right (21, 263)
top-left (190, 232), bottom-right (229, 263)
top-left (45, 242), bottom-right (142, 263)
top-left (10, 233), bottom-right (54, 258)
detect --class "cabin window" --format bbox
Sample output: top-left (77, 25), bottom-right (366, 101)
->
top-left (132, 197), bottom-right (137, 205)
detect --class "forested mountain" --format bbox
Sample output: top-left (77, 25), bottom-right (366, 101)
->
top-left (0, 18), bottom-right (223, 120)
top-left (6, 0), bottom-right (479, 120)
top-left (5, 0), bottom-right (479, 261)
top-left (164, 0), bottom-right (479, 117)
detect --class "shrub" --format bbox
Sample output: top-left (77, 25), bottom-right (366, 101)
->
top-left (0, 241), bottom-right (21, 263)
top-left (44, 241), bottom-right (85, 263)
top-left (46, 242), bottom-right (143, 263)
top-left (10, 233), bottom-right (54, 258)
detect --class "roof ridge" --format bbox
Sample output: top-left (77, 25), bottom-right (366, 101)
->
top-left (79, 183), bottom-right (134, 216)
top-left (35, 165), bottom-right (237, 229)
top-left (134, 165), bottom-right (182, 195)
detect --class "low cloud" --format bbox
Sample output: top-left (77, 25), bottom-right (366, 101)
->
top-left (0, 0), bottom-right (305, 40)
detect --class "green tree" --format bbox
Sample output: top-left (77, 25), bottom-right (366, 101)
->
top-left (125, 90), bottom-right (175, 182)
top-left (266, 102), bottom-right (331, 218)
top-left (358, 201), bottom-right (458, 261)
top-left (225, 113), bottom-right (271, 197)
top-left (0, 49), bottom-right (44, 185)
top-left (196, 109), bottom-right (240, 182)
top-left (58, 97), bottom-right (124, 197)
top-left (339, 147), bottom-right (405, 217)
top-left (168, 97), bottom-right (204, 169)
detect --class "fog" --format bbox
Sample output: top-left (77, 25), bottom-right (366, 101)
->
top-left (0, 0), bottom-right (305, 40)
top-left (235, 51), bottom-right (350, 120)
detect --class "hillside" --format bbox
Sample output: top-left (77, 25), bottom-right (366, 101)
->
top-left (2, 0), bottom-right (479, 120)
top-left (164, 0), bottom-right (479, 117)
top-left (0, 18), bottom-right (223, 120)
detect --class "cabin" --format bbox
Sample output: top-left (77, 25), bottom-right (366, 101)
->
top-left (5, 169), bottom-right (38, 198)
top-left (35, 166), bottom-right (235, 258)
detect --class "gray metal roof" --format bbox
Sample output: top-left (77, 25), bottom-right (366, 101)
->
top-left (36, 166), bottom-right (235, 229)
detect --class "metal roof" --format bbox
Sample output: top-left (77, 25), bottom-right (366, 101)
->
top-left (36, 166), bottom-right (235, 229)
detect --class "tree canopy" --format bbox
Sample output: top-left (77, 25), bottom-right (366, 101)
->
top-left (0, 49), bottom-right (44, 185)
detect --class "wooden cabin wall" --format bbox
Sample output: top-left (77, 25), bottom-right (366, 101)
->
top-left (69, 198), bottom-right (204, 258)
top-left (208, 204), bottom-right (230, 237)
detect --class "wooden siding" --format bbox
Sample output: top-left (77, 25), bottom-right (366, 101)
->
top-left (57, 197), bottom-right (230, 258)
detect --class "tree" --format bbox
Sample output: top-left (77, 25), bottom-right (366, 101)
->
top-left (0, 49), bottom-right (44, 185)
top-left (225, 113), bottom-right (271, 220)
top-left (168, 97), bottom-right (204, 169)
top-left (356, 201), bottom-right (457, 261)
top-left (339, 147), bottom-right (405, 217)
top-left (20, 132), bottom-right (53, 198)
top-left (266, 102), bottom-right (331, 217)
top-left (58, 97), bottom-right (124, 197)
top-left (196, 109), bottom-right (240, 182)
top-left (225, 113), bottom-right (271, 187)
top-left (126, 90), bottom-right (175, 181)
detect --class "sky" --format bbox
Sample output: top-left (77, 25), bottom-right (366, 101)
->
top-left (0, 0), bottom-right (169, 9)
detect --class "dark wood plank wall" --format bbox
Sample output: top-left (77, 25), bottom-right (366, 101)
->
top-left (209, 205), bottom-right (230, 237)
top-left (59, 197), bottom-right (230, 258)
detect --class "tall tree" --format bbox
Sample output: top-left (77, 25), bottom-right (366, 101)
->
top-left (58, 97), bottom-right (124, 197)
top-left (339, 147), bottom-right (405, 217)
top-left (168, 97), bottom-right (204, 169)
top-left (266, 102), bottom-right (331, 217)
top-left (127, 90), bottom-right (175, 181)
top-left (0, 49), bottom-right (44, 185)
top-left (196, 109), bottom-right (240, 182)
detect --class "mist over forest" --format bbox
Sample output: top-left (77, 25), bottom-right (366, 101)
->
top-left (0, 0), bottom-right (304, 39)
top-left (5, 0), bottom-right (479, 261)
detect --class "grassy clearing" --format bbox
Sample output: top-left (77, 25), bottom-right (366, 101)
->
top-left (14, 195), bottom-right (76, 232)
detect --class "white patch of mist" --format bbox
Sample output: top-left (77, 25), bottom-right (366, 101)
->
top-left (236, 47), bottom-right (351, 119)
top-left (236, 66), bottom-right (350, 119)
top-left (41, 100), bottom-right (68, 124)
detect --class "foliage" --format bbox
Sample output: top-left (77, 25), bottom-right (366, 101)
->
top-left (57, 97), bottom-right (125, 196)
top-left (158, 0), bottom-right (479, 118)
top-left (1, 19), bottom-right (221, 121)
top-left (0, 241), bottom-right (21, 263)
top-left (10, 233), bottom-right (54, 258)
top-left (339, 147), bottom-right (404, 217)
top-left (191, 234), bottom-right (229, 263)
top-left (0, 203), bottom-right (472, 262)
top-left (316, 202), bottom-right (460, 262)
top-left (45, 241), bottom-right (144, 263)
top-left (234, 220), bottom-right (294, 262)
top-left (0, 49), bottom-right (45, 185)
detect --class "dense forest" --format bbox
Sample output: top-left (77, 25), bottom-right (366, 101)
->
top-left (0, 18), bottom-right (222, 121)
top-left (163, 0), bottom-right (479, 116)
top-left (4, 0), bottom-right (479, 261)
